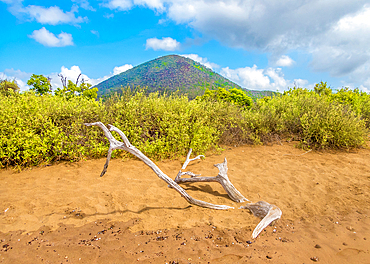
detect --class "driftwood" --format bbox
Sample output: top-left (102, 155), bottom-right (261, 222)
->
top-left (175, 149), bottom-right (248, 203)
top-left (241, 201), bottom-right (282, 239)
top-left (85, 122), bottom-right (282, 238)
top-left (85, 122), bottom-right (232, 210)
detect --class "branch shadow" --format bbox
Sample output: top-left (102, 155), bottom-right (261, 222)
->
top-left (65, 205), bottom-right (193, 220)
top-left (180, 182), bottom-right (230, 199)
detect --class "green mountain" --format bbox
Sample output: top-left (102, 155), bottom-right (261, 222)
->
top-left (95, 55), bottom-right (274, 98)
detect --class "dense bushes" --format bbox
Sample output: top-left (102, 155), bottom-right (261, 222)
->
top-left (0, 84), bottom-right (369, 169)
top-left (200, 87), bottom-right (253, 108)
top-left (0, 92), bottom-right (105, 168)
top-left (244, 88), bottom-right (367, 149)
top-left (0, 90), bottom-right (246, 167)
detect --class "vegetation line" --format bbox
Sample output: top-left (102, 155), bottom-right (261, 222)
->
top-left (1, 78), bottom-right (369, 170)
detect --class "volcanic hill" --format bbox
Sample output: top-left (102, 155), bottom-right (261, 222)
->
top-left (95, 55), bottom-right (273, 98)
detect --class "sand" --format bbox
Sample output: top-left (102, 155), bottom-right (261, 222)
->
top-left (0, 142), bottom-right (369, 263)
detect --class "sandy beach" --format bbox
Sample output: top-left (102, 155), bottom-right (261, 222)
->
top-left (1, 142), bottom-right (369, 263)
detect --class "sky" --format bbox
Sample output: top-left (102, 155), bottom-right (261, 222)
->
top-left (1, 0), bottom-right (370, 93)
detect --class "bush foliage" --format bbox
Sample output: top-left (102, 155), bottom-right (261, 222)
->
top-left (0, 79), bottom-right (20, 96)
top-left (0, 82), bottom-right (369, 169)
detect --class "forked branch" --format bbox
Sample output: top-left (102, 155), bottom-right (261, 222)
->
top-left (85, 122), bottom-right (282, 238)
top-left (84, 122), bottom-right (233, 210)
top-left (175, 149), bottom-right (248, 203)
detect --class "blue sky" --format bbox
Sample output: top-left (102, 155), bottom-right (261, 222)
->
top-left (1, 0), bottom-right (370, 92)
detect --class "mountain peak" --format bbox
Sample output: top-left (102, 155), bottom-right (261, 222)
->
top-left (96, 55), bottom-right (242, 98)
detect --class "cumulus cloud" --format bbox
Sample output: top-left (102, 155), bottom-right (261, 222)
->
top-left (48, 66), bottom-right (89, 89)
top-left (60, 66), bottom-right (89, 84)
top-left (24, 5), bottom-right (87, 25)
top-left (167, 1), bottom-right (369, 84)
top-left (221, 65), bottom-right (270, 90)
top-left (2, 1), bottom-right (88, 25)
top-left (1, 64), bottom-right (135, 92)
top-left (181, 54), bottom-right (219, 70)
top-left (29, 27), bottom-right (74, 47)
top-left (104, 0), bottom-right (370, 86)
top-left (145, 37), bottom-right (180, 51)
top-left (275, 55), bottom-right (295, 67)
top-left (104, 0), bottom-right (133, 10)
top-left (50, 64), bottom-right (134, 88)
top-left (220, 65), bottom-right (309, 92)
top-left (113, 64), bottom-right (133, 75)
top-left (104, 0), bottom-right (165, 11)
top-left (309, 5), bottom-right (370, 80)
top-left (134, 0), bottom-right (165, 11)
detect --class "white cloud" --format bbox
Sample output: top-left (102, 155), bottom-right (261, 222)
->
top-left (293, 79), bottom-right (309, 88)
top-left (275, 55), bottom-right (294, 67)
top-left (60, 66), bottom-right (89, 84)
top-left (104, 0), bottom-right (133, 10)
top-left (71, 0), bottom-right (96, 11)
top-left (309, 4), bottom-right (370, 82)
top-left (181, 54), bottom-right (219, 70)
top-left (24, 5), bottom-right (87, 25)
top-left (113, 64), bottom-right (133, 75)
top-left (145, 37), bottom-right (180, 51)
top-left (134, 0), bottom-right (165, 11)
top-left (221, 65), bottom-right (270, 91)
top-left (1, 64), bottom-right (135, 92)
top-left (2, 1), bottom-right (88, 25)
top-left (29, 27), bottom-right (74, 47)
top-left (220, 64), bottom-right (310, 92)
top-left (48, 66), bottom-right (89, 89)
top-left (104, 0), bottom-right (165, 11)
top-left (47, 64), bottom-right (134, 90)
top-left (101, 0), bottom-right (370, 88)
top-left (3, 68), bottom-right (31, 80)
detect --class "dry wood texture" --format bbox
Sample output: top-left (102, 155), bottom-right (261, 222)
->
top-left (85, 122), bottom-right (282, 237)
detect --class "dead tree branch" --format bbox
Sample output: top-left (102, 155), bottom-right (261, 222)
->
top-left (175, 149), bottom-right (248, 203)
top-left (241, 201), bottom-right (282, 238)
top-left (58, 74), bottom-right (67, 89)
top-left (75, 73), bottom-right (82, 86)
top-left (84, 122), bottom-right (233, 210)
top-left (85, 122), bottom-right (282, 238)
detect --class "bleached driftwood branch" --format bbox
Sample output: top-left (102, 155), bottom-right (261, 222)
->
top-left (241, 201), bottom-right (282, 238)
top-left (175, 149), bottom-right (248, 203)
top-left (84, 122), bottom-right (232, 210)
top-left (85, 122), bottom-right (282, 238)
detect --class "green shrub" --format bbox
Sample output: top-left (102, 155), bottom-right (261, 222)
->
top-left (328, 87), bottom-right (370, 128)
top-left (104, 90), bottom-right (249, 159)
top-left (243, 87), bottom-right (367, 149)
top-left (0, 79), bottom-right (20, 96)
top-left (0, 92), bottom-right (106, 168)
top-left (200, 87), bottom-right (253, 108)
top-left (1, 85), bottom-right (368, 169)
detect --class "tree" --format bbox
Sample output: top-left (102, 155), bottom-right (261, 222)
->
top-left (55, 73), bottom-right (98, 100)
top-left (27, 74), bottom-right (52, 95)
top-left (0, 79), bottom-right (20, 96)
